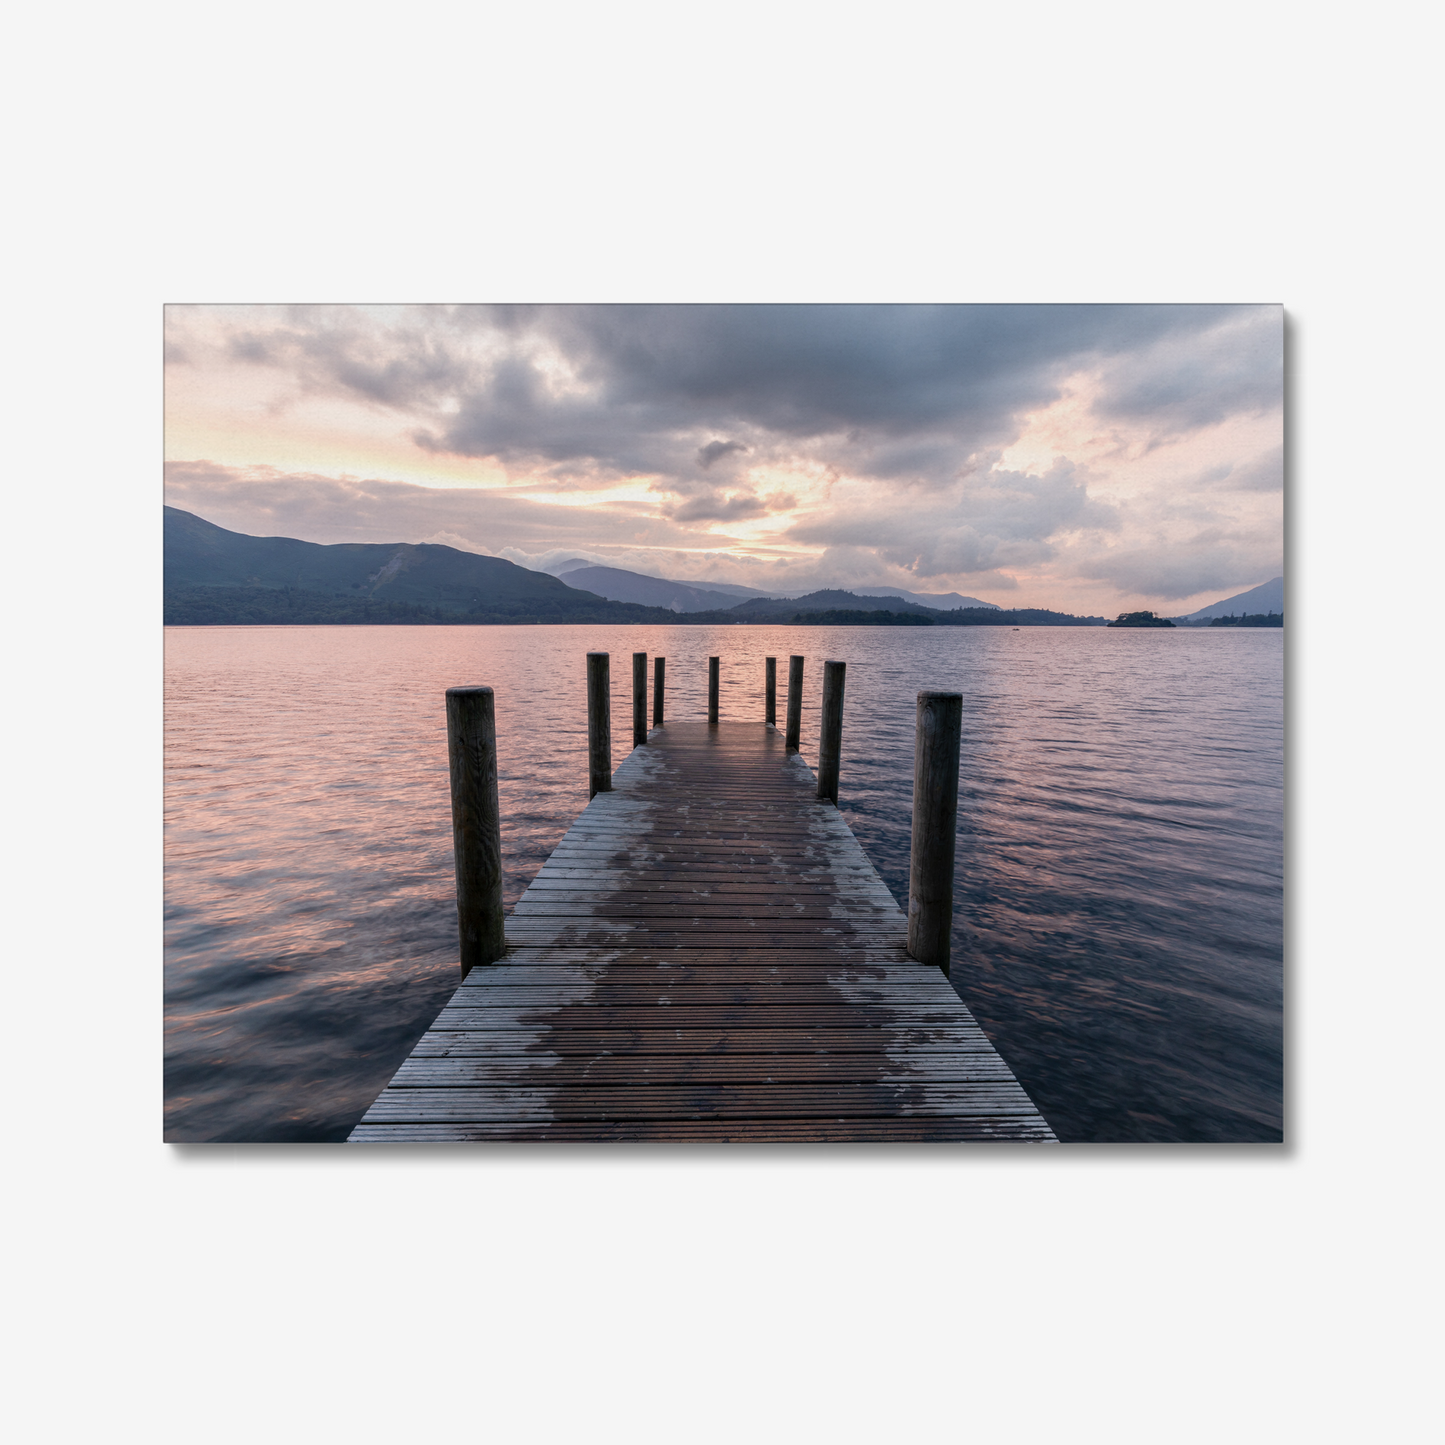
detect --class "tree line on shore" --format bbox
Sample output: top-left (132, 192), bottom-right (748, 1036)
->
top-left (1206, 612), bottom-right (1284, 627)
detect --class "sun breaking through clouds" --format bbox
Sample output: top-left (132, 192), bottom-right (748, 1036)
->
top-left (164, 303), bottom-right (1283, 613)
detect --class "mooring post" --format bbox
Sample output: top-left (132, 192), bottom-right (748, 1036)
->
top-left (445, 685), bottom-right (506, 977)
top-left (708, 656), bottom-right (720, 725)
top-left (765, 656), bottom-right (777, 726)
top-left (632, 651), bottom-right (647, 747)
top-left (586, 651), bottom-right (612, 797)
top-left (907, 690), bottom-right (963, 975)
top-left (653, 656), bottom-right (665, 726)
top-left (785, 654), bottom-right (804, 751)
top-left (817, 660), bottom-right (846, 803)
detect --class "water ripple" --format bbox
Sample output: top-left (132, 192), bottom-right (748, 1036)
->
top-left (165, 623), bottom-right (1282, 1142)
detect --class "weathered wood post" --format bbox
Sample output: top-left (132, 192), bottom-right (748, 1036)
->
top-left (586, 651), bottom-right (612, 797)
top-left (632, 651), bottom-right (647, 747)
top-left (816, 660), bottom-right (846, 803)
top-left (785, 654), bottom-right (804, 751)
top-left (907, 690), bottom-right (963, 976)
top-left (765, 656), bottom-right (777, 726)
top-left (445, 685), bottom-right (506, 977)
top-left (653, 656), bottom-right (665, 725)
top-left (708, 656), bottom-right (720, 725)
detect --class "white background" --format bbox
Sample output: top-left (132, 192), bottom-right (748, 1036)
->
top-left (6, 2), bottom-right (1438, 1441)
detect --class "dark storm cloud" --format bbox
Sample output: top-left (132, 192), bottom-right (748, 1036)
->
top-left (209, 303), bottom-right (1277, 490)
top-left (537, 304), bottom-right (1224, 436)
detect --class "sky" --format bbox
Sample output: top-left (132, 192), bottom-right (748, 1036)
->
top-left (164, 303), bottom-right (1283, 615)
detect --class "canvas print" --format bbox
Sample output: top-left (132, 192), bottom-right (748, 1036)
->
top-left (164, 303), bottom-right (1283, 1143)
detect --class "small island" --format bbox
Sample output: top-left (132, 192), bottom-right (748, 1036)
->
top-left (1107, 611), bottom-right (1176, 628)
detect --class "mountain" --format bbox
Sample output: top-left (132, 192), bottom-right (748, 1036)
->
top-left (846, 588), bottom-right (999, 611)
top-left (710, 589), bottom-right (938, 619)
top-left (163, 508), bottom-right (678, 624)
top-left (759, 586), bottom-right (998, 608)
top-left (681, 591), bottom-right (1105, 626)
top-left (557, 564), bottom-right (751, 612)
top-left (1177, 576), bottom-right (1284, 622)
top-left (553, 561), bottom-right (769, 600)
top-left (668, 577), bottom-right (772, 599)
top-left (551, 559), bottom-right (998, 611)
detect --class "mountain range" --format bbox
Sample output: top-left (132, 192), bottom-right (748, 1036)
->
top-left (835, 587), bottom-right (998, 610)
top-left (164, 508), bottom-right (1104, 627)
top-left (163, 507), bottom-right (678, 625)
top-left (556, 560), bottom-right (999, 613)
top-left (556, 564), bottom-right (748, 613)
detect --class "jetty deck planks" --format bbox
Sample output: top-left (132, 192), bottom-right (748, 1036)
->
top-left (349, 719), bottom-right (1055, 1142)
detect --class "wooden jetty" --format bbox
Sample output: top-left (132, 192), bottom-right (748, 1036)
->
top-left (349, 659), bottom-right (1055, 1142)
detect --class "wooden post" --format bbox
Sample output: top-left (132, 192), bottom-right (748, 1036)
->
top-left (907, 691), bottom-right (963, 975)
top-left (816, 660), bottom-right (846, 803)
top-left (765, 656), bottom-right (777, 726)
top-left (708, 656), bottom-right (720, 725)
top-left (632, 651), bottom-right (647, 747)
top-left (653, 656), bottom-right (665, 726)
top-left (445, 685), bottom-right (505, 977)
top-left (586, 651), bottom-right (612, 797)
top-left (785, 654), bottom-right (804, 751)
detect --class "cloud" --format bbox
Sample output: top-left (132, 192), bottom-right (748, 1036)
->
top-left (164, 304), bottom-right (1284, 614)
top-left (177, 303), bottom-right (1274, 493)
top-left (665, 490), bottom-right (769, 523)
top-left (163, 461), bottom-right (705, 554)
top-left (785, 459), bottom-right (1119, 579)
top-left (1217, 444), bottom-right (1284, 492)
top-left (496, 545), bottom-right (612, 574)
top-left (415, 530), bottom-right (493, 554)
top-left (1073, 540), bottom-right (1283, 602)
top-left (1093, 308), bottom-right (1283, 436)
top-left (697, 439), bottom-right (748, 468)
top-left (164, 461), bottom-right (1026, 597)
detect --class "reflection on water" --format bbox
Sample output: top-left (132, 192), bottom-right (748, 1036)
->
top-left (164, 623), bottom-right (1283, 1142)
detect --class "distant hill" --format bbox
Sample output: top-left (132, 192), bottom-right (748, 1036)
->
top-left (809, 587), bottom-right (999, 611)
top-left (679, 591), bottom-right (1106, 626)
top-left (1177, 576), bottom-right (1284, 622)
top-left (934, 607), bottom-right (1106, 627)
top-left (557, 564), bottom-right (745, 613)
top-left (163, 508), bottom-right (680, 625)
top-left (668, 577), bottom-right (771, 599)
top-left (551, 559), bottom-right (997, 610)
top-left (701, 589), bottom-right (939, 620)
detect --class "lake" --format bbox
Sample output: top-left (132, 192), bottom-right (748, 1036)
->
top-left (163, 622), bottom-right (1283, 1143)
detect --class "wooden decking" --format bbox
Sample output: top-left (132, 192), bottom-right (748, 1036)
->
top-left (349, 719), bottom-right (1055, 1141)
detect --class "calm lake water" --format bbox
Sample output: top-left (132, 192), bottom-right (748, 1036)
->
top-left (164, 623), bottom-right (1283, 1144)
